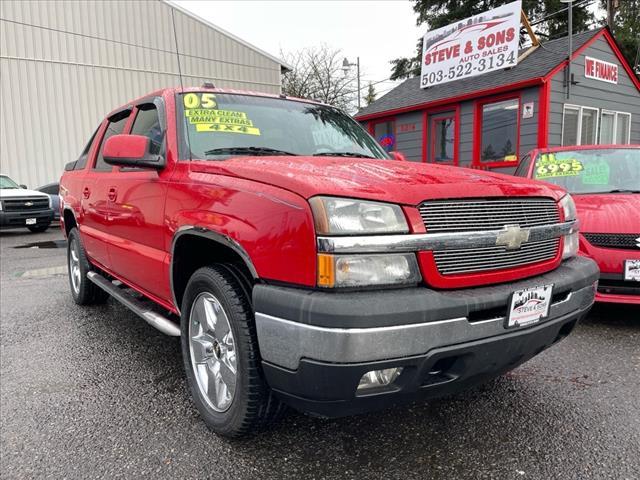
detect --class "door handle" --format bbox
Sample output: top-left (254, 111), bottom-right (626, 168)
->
top-left (107, 187), bottom-right (118, 202)
top-left (83, 187), bottom-right (90, 199)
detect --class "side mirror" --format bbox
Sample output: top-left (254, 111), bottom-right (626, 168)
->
top-left (103, 134), bottom-right (165, 170)
top-left (390, 151), bottom-right (406, 161)
top-left (19, 184), bottom-right (27, 189)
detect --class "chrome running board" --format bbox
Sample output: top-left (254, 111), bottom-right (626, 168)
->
top-left (87, 271), bottom-right (180, 337)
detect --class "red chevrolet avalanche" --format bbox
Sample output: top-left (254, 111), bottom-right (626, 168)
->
top-left (515, 145), bottom-right (639, 304)
top-left (60, 87), bottom-right (598, 436)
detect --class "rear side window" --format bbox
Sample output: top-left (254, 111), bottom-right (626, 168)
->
top-left (94, 110), bottom-right (131, 171)
top-left (74, 127), bottom-right (99, 170)
top-left (131, 104), bottom-right (163, 156)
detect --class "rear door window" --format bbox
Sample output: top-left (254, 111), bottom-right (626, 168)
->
top-left (93, 110), bottom-right (131, 171)
top-left (75, 126), bottom-right (100, 170)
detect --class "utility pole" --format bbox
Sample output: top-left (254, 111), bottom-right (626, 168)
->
top-left (606, 0), bottom-right (619, 30)
top-left (560, 0), bottom-right (574, 99)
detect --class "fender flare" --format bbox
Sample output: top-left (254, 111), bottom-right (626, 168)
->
top-left (169, 226), bottom-right (259, 312)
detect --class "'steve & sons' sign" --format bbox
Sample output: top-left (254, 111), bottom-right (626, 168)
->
top-left (420, 1), bottom-right (521, 88)
top-left (584, 56), bottom-right (618, 84)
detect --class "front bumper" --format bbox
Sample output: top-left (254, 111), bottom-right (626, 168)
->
top-left (253, 256), bottom-right (598, 417)
top-left (0, 209), bottom-right (54, 229)
top-left (595, 273), bottom-right (640, 305)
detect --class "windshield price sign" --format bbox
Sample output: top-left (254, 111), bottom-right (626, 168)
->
top-left (420, 1), bottom-right (521, 88)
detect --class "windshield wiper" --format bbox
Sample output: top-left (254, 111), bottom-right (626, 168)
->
top-left (204, 147), bottom-right (298, 157)
top-left (599, 189), bottom-right (640, 194)
top-left (313, 152), bottom-right (376, 159)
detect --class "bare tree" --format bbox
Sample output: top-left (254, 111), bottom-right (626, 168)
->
top-left (281, 45), bottom-right (358, 112)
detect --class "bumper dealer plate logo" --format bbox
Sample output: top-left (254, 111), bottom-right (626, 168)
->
top-left (496, 225), bottom-right (530, 250)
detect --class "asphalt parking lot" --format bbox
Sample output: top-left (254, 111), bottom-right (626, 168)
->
top-left (1, 229), bottom-right (638, 480)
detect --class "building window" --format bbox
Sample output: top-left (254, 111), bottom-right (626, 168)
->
top-left (562, 105), bottom-right (580, 145)
top-left (615, 112), bottom-right (631, 144)
top-left (580, 107), bottom-right (599, 145)
top-left (599, 110), bottom-right (631, 144)
top-left (562, 105), bottom-right (599, 146)
top-left (599, 110), bottom-right (616, 144)
top-left (480, 98), bottom-right (519, 163)
top-left (564, 105), bottom-right (632, 146)
top-left (431, 116), bottom-right (455, 164)
top-left (371, 119), bottom-right (396, 153)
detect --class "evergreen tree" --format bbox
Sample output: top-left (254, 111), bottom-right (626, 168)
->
top-left (390, 0), bottom-right (594, 80)
top-left (364, 82), bottom-right (377, 105)
top-left (602, 0), bottom-right (640, 73)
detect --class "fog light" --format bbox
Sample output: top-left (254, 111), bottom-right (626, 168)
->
top-left (357, 367), bottom-right (403, 391)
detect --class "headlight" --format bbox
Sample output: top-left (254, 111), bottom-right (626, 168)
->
top-left (559, 194), bottom-right (576, 221)
top-left (309, 196), bottom-right (408, 235)
top-left (0, 201), bottom-right (3, 211)
top-left (48, 195), bottom-right (53, 209)
top-left (318, 253), bottom-right (421, 288)
top-left (559, 194), bottom-right (578, 259)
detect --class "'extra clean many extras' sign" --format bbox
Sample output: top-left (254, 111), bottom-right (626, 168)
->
top-left (420, 1), bottom-right (521, 88)
top-left (584, 56), bottom-right (618, 84)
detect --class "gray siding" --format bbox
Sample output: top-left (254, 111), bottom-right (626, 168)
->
top-left (395, 112), bottom-right (423, 162)
top-left (459, 102), bottom-right (474, 167)
top-left (0, 0), bottom-right (284, 187)
top-left (549, 35), bottom-right (640, 146)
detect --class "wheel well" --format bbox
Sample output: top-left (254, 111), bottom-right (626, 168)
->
top-left (172, 233), bottom-right (256, 311)
top-left (63, 209), bottom-right (77, 236)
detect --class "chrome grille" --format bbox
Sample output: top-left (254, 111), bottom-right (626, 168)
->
top-left (420, 198), bottom-right (561, 275)
top-left (1, 197), bottom-right (50, 212)
top-left (434, 238), bottom-right (560, 274)
top-left (419, 198), bottom-right (560, 233)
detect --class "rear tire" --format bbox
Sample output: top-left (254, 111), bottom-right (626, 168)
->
top-left (67, 228), bottom-right (109, 305)
top-left (181, 265), bottom-right (285, 437)
top-left (28, 224), bottom-right (49, 233)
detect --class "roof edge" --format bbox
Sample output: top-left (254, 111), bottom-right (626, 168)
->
top-left (162, 0), bottom-right (292, 72)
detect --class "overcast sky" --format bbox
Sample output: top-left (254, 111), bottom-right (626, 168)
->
top-left (174, 0), bottom-right (424, 97)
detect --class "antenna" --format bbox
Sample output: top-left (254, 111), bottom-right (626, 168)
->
top-left (170, 7), bottom-right (193, 161)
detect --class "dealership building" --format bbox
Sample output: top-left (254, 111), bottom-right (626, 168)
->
top-left (356, 28), bottom-right (640, 173)
top-left (0, 0), bottom-right (289, 188)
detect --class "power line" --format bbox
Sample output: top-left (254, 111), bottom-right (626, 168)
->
top-left (0, 17), bottom-right (280, 73)
top-left (528, 0), bottom-right (595, 28)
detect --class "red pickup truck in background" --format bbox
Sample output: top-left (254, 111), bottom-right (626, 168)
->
top-left (60, 87), bottom-right (598, 437)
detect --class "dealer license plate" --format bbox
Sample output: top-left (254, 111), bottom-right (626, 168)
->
top-left (506, 284), bottom-right (553, 329)
top-left (25, 218), bottom-right (36, 225)
top-left (624, 260), bottom-right (640, 282)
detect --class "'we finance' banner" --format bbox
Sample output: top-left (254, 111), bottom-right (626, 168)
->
top-left (420, 1), bottom-right (521, 88)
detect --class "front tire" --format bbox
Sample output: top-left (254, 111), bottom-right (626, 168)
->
top-left (67, 228), bottom-right (109, 305)
top-left (181, 265), bottom-right (284, 437)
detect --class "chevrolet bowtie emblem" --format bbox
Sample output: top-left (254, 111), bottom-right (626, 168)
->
top-left (496, 225), bottom-right (530, 250)
top-left (24, 201), bottom-right (34, 207)
top-left (636, 237), bottom-right (640, 248)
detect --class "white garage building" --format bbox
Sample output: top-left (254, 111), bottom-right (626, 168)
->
top-left (0, 0), bottom-right (289, 187)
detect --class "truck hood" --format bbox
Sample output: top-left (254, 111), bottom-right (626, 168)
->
top-left (574, 193), bottom-right (640, 234)
top-left (191, 157), bottom-right (565, 205)
top-left (0, 188), bottom-right (49, 199)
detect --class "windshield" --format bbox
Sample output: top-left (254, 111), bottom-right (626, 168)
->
top-left (532, 148), bottom-right (640, 194)
top-left (0, 175), bottom-right (20, 189)
top-left (176, 92), bottom-right (388, 160)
